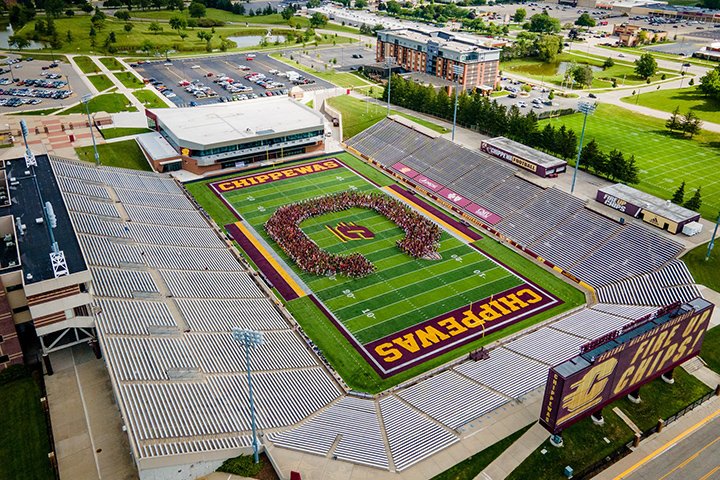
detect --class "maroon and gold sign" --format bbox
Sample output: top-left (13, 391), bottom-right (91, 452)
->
top-left (210, 159), bottom-right (342, 193)
top-left (540, 299), bottom-right (714, 434)
top-left (327, 222), bottom-right (375, 242)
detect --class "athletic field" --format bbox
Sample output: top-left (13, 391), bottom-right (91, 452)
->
top-left (190, 153), bottom-right (584, 391)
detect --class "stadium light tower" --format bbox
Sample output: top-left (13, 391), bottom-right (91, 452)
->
top-left (451, 64), bottom-right (464, 142)
top-left (232, 328), bottom-right (264, 464)
top-left (386, 55), bottom-right (395, 117)
top-left (82, 94), bottom-right (100, 167)
top-left (570, 101), bottom-right (596, 194)
top-left (706, 212), bottom-right (720, 262)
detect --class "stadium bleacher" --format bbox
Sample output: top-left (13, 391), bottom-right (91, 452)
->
top-left (50, 115), bottom-right (706, 476)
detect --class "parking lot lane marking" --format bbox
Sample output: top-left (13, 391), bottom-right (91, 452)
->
top-left (164, 67), bottom-right (184, 82)
top-left (699, 465), bottom-right (720, 480)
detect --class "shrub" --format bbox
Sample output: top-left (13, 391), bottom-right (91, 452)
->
top-left (217, 455), bottom-right (263, 477)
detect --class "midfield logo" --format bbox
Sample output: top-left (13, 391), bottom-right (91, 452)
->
top-left (327, 222), bottom-right (375, 242)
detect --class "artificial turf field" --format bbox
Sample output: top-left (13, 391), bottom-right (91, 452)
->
top-left (188, 153), bottom-right (585, 392)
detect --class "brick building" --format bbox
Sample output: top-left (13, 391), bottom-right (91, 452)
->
top-left (376, 28), bottom-right (501, 90)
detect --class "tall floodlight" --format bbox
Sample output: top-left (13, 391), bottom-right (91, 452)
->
top-left (82, 94), bottom-right (100, 167)
top-left (386, 56), bottom-right (394, 117)
top-left (570, 101), bottom-right (596, 194)
top-left (706, 212), bottom-right (720, 262)
top-left (451, 64), bottom-right (464, 142)
top-left (232, 328), bottom-right (265, 463)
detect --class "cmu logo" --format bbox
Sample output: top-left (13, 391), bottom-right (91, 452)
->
top-left (327, 222), bottom-right (375, 242)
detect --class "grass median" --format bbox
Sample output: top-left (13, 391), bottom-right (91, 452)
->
top-left (76, 138), bottom-right (151, 171)
top-left (620, 87), bottom-right (720, 124)
top-left (87, 74), bottom-right (115, 92)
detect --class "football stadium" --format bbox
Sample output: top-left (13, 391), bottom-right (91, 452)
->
top-left (2, 114), bottom-right (713, 480)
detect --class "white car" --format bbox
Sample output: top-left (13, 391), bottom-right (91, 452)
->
top-left (517, 101), bottom-right (527, 108)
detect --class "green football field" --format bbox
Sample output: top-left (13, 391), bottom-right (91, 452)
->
top-left (221, 164), bottom-right (525, 345)
top-left (189, 153), bottom-right (585, 392)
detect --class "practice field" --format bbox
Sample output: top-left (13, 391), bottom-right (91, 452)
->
top-left (540, 104), bottom-right (720, 221)
top-left (188, 154), bottom-right (583, 391)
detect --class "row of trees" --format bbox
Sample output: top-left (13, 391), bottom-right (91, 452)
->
top-left (699, 65), bottom-right (720, 101)
top-left (666, 107), bottom-right (703, 138)
top-left (671, 182), bottom-right (703, 211)
top-left (382, 75), bottom-right (640, 184)
top-left (501, 31), bottom-right (563, 62)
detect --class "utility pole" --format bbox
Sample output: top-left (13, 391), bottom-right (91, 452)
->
top-left (451, 64), bottom-right (464, 142)
top-left (570, 101), bottom-right (596, 194)
top-left (82, 94), bottom-right (100, 167)
top-left (706, 212), bottom-right (720, 262)
top-left (232, 328), bottom-right (265, 464)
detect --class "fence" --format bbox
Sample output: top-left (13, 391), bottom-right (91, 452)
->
top-left (34, 363), bottom-right (61, 480)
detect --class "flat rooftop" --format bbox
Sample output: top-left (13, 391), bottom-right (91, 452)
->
top-left (148, 97), bottom-right (325, 147)
top-left (600, 183), bottom-right (700, 223)
top-left (381, 28), bottom-right (500, 54)
top-left (135, 132), bottom-right (179, 161)
top-left (1, 155), bottom-right (86, 284)
top-left (484, 137), bottom-right (567, 168)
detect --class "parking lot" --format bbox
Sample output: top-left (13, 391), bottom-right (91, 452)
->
top-left (131, 52), bottom-right (334, 107)
top-left (493, 77), bottom-right (580, 113)
top-left (290, 44), bottom-right (375, 73)
top-left (0, 54), bottom-right (91, 112)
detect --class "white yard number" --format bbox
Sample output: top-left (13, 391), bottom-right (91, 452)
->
top-left (336, 176), bottom-right (344, 181)
top-left (349, 185), bottom-right (358, 191)
top-left (362, 308), bottom-right (375, 318)
top-left (474, 269), bottom-right (486, 278)
top-left (328, 274), bottom-right (337, 281)
top-left (246, 195), bottom-right (255, 201)
top-left (343, 289), bottom-right (355, 299)
top-left (451, 254), bottom-right (463, 262)
top-left (257, 205), bottom-right (266, 212)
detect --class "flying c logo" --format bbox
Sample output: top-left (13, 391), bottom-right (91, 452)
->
top-left (558, 358), bottom-right (618, 423)
top-left (327, 222), bottom-right (375, 242)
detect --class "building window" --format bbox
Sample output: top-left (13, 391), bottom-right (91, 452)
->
top-left (6, 284), bottom-right (23, 292)
top-left (0, 355), bottom-right (8, 363)
top-left (0, 335), bottom-right (3, 344)
top-left (12, 305), bottom-right (29, 314)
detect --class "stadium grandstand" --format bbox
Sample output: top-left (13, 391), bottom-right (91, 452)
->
top-left (6, 113), bottom-right (707, 480)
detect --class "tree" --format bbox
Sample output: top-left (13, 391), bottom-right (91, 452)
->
top-left (168, 0), bottom-right (185, 10)
top-left (572, 65), bottom-right (594, 87)
top-left (114, 9), bottom-right (131, 21)
top-left (634, 53), bottom-right (657, 80)
top-left (535, 34), bottom-right (562, 62)
top-left (169, 14), bottom-right (187, 33)
top-left (528, 12), bottom-right (561, 33)
top-left (188, 1), bottom-right (206, 17)
top-left (124, 22), bottom-right (134, 33)
top-left (575, 13), bottom-right (596, 28)
top-left (9, 35), bottom-right (31, 50)
top-left (513, 8), bottom-right (526, 23)
top-left (620, 154), bottom-right (640, 184)
top-left (698, 67), bottom-right (720, 100)
top-left (666, 106), bottom-right (682, 132)
top-left (684, 187), bottom-right (702, 211)
top-left (671, 181), bottom-right (686, 204)
top-left (307, 0), bottom-right (321, 7)
top-left (603, 57), bottom-right (614, 69)
top-left (148, 21), bottom-right (163, 34)
top-left (355, 0), bottom-right (368, 8)
top-left (605, 149), bottom-right (625, 181)
top-left (89, 25), bottom-right (97, 47)
top-left (45, 0), bottom-right (66, 18)
top-left (281, 6), bottom-right (294, 21)
top-left (636, 30), bottom-right (649, 45)
top-left (681, 110), bottom-right (702, 138)
top-left (579, 138), bottom-right (603, 173)
top-left (310, 12), bottom-right (328, 28)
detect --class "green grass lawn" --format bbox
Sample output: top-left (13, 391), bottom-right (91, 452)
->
top-left (76, 139), bottom-right (151, 170)
top-left (597, 45), bottom-right (717, 68)
top-left (87, 74), bottom-right (115, 92)
top-left (270, 53), bottom-right (370, 89)
top-left (539, 104), bottom-right (720, 220)
top-left (62, 93), bottom-right (136, 114)
top-left (433, 424), bottom-right (533, 480)
top-left (132, 89), bottom-right (168, 108)
top-left (621, 87), bottom-right (720, 124)
top-left (73, 55), bottom-right (100, 74)
top-left (7, 107), bottom-right (60, 116)
top-left (187, 153), bottom-right (584, 392)
top-left (100, 127), bottom-right (151, 139)
top-left (502, 52), bottom-right (676, 89)
top-left (99, 57), bottom-right (125, 71)
top-left (0, 376), bottom-right (54, 480)
top-left (701, 324), bottom-right (720, 375)
top-left (113, 71), bottom-right (144, 89)
top-left (327, 95), bottom-right (449, 139)
top-left (682, 241), bottom-right (720, 292)
top-left (616, 368), bottom-right (711, 432)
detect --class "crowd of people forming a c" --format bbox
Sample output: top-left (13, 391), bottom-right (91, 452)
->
top-left (264, 191), bottom-right (441, 278)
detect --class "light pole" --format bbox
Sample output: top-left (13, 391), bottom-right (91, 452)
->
top-left (679, 64), bottom-right (689, 88)
top-left (232, 328), bottom-right (264, 464)
top-left (82, 94), bottom-right (100, 167)
top-left (386, 55), bottom-right (394, 117)
top-left (706, 212), bottom-right (720, 262)
top-left (570, 101), bottom-right (596, 194)
top-left (451, 64), bottom-right (464, 142)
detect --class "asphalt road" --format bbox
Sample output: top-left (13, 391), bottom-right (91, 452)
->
top-left (620, 413), bottom-right (720, 480)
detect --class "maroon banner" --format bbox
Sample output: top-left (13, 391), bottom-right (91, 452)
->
top-left (438, 187), bottom-right (471, 207)
top-left (392, 162), bottom-right (419, 179)
top-left (365, 284), bottom-right (559, 376)
top-left (210, 159), bottom-right (342, 193)
top-left (415, 175), bottom-right (444, 192)
top-left (540, 299), bottom-right (714, 434)
top-left (466, 202), bottom-right (503, 225)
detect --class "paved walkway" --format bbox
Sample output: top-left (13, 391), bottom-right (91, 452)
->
top-left (46, 345), bottom-right (138, 480)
